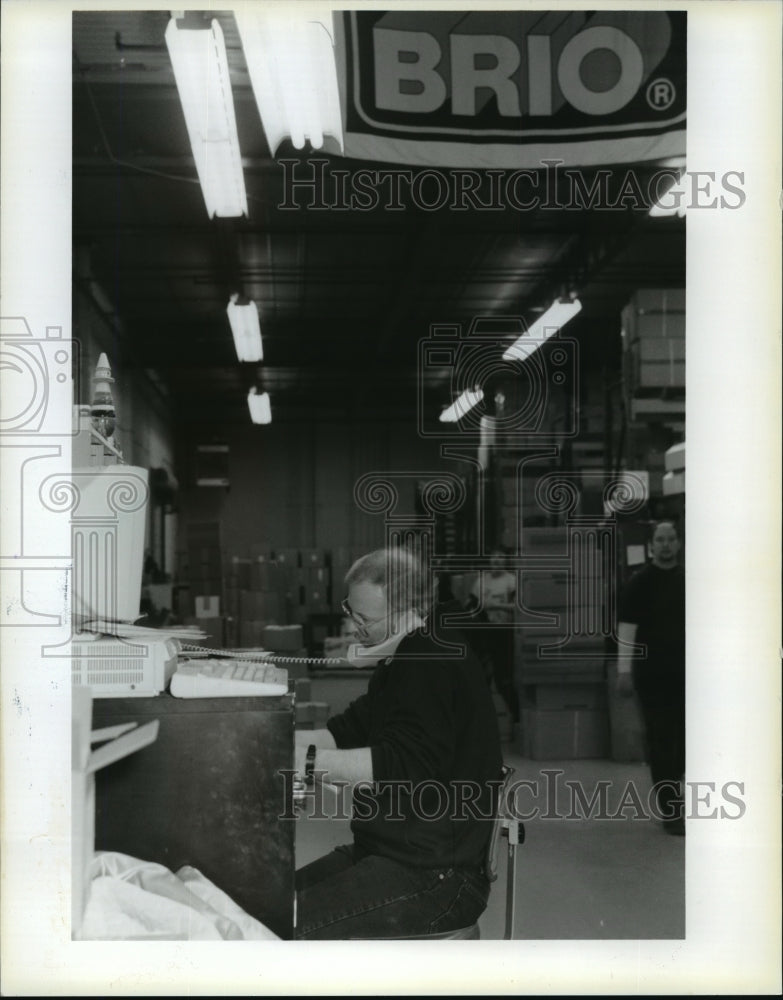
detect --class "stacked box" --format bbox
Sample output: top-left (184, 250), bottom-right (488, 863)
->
top-left (240, 590), bottom-right (284, 622)
top-left (523, 683), bottom-right (606, 711)
top-left (224, 616), bottom-right (239, 648)
top-left (191, 616), bottom-right (224, 649)
top-left (515, 526), bottom-right (608, 686)
top-left (273, 549), bottom-right (299, 569)
top-left (229, 557), bottom-right (252, 590)
top-left (251, 559), bottom-right (284, 591)
top-left (238, 620), bottom-right (268, 647)
top-left (621, 288), bottom-right (685, 396)
top-left (300, 549), bottom-right (327, 569)
top-left (195, 595), bottom-right (220, 619)
top-left (293, 677), bottom-right (312, 701)
top-left (330, 547), bottom-right (353, 610)
top-left (520, 707), bottom-right (610, 760)
top-left (224, 588), bottom-right (241, 619)
top-left (263, 624), bottom-right (304, 652)
top-left (295, 701), bottom-right (330, 729)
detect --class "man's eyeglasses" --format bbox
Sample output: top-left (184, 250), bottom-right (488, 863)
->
top-left (341, 598), bottom-right (388, 629)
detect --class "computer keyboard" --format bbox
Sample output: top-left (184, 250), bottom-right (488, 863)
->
top-left (170, 658), bottom-right (289, 698)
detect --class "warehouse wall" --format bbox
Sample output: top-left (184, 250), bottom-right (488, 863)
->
top-left (178, 419), bottom-right (459, 566)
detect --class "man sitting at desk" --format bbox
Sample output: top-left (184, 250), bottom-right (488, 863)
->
top-left (294, 546), bottom-right (503, 939)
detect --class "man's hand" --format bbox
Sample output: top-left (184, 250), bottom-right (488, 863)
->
top-left (615, 671), bottom-right (635, 697)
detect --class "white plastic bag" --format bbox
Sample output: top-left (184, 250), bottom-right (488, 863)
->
top-left (77, 851), bottom-right (280, 940)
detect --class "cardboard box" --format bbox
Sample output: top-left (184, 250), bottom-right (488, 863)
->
top-left (627, 288), bottom-right (686, 314)
top-left (229, 557), bottom-right (253, 590)
top-left (296, 701), bottom-right (330, 728)
top-left (294, 677), bottom-right (312, 700)
top-left (664, 441), bottom-right (686, 472)
top-left (522, 574), bottom-right (569, 609)
top-left (300, 548), bottom-right (327, 568)
top-left (305, 588), bottom-right (329, 611)
top-left (239, 619), bottom-right (268, 647)
top-left (240, 590), bottom-right (283, 622)
top-left (630, 358), bottom-right (685, 389)
top-left (195, 616), bottom-right (224, 648)
top-left (72, 686), bottom-right (159, 936)
top-left (626, 312), bottom-right (685, 342)
top-left (662, 470), bottom-right (685, 496)
top-left (195, 595), bottom-right (220, 619)
top-left (224, 587), bottom-right (241, 618)
top-left (525, 682), bottom-right (607, 711)
top-left (521, 707), bottom-right (609, 760)
top-left (521, 528), bottom-right (569, 555)
top-left (308, 566), bottom-right (330, 587)
top-left (263, 624), bottom-right (304, 651)
top-left (252, 560), bottom-right (283, 591)
top-left (224, 616), bottom-right (239, 647)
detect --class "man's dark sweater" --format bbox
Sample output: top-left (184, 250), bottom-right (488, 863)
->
top-left (326, 624), bottom-right (503, 871)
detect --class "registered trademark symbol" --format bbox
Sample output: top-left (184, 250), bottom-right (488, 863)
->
top-left (646, 78), bottom-right (676, 110)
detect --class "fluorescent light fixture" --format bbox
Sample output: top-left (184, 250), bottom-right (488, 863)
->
top-left (165, 16), bottom-right (248, 218)
top-left (439, 388), bottom-right (484, 423)
top-left (227, 295), bottom-right (263, 362)
top-left (248, 388), bottom-right (272, 424)
top-left (649, 158), bottom-right (686, 217)
top-left (235, 8), bottom-right (344, 153)
top-left (649, 176), bottom-right (687, 217)
top-left (503, 299), bottom-right (582, 362)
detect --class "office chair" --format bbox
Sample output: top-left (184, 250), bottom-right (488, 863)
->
top-left (356, 764), bottom-right (524, 941)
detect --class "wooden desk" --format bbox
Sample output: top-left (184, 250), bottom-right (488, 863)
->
top-left (93, 693), bottom-right (295, 939)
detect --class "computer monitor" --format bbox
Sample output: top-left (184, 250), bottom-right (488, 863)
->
top-left (71, 464), bottom-right (149, 624)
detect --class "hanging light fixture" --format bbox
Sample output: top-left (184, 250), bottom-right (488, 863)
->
top-left (439, 388), bottom-right (484, 423)
top-left (248, 387), bottom-right (272, 424)
top-left (649, 158), bottom-right (687, 217)
top-left (165, 15), bottom-right (247, 218)
top-left (235, 8), bottom-right (344, 154)
top-left (649, 176), bottom-right (687, 217)
top-left (503, 299), bottom-right (582, 362)
top-left (227, 295), bottom-right (263, 362)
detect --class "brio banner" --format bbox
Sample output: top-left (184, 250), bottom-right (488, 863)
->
top-left (334, 10), bottom-right (686, 167)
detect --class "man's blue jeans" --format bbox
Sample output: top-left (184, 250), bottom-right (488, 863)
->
top-left (295, 843), bottom-right (490, 939)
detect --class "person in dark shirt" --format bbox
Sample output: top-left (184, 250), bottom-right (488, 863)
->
top-left (617, 521), bottom-right (685, 835)
top-left (293, 547), bottom-right (504, 939)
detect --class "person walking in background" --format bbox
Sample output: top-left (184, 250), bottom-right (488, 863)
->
top-left (616, 521), bottom-right (685, 835)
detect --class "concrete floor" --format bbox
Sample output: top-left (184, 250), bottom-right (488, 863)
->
top-left (295, 751), bottom-right (685, 940)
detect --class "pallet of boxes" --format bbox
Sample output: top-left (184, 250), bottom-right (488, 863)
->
top-left (516, 527), bottom-right (611, 760)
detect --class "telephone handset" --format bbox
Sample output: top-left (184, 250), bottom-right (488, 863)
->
top-left (346, 611), bottom-right (424, 666)
top-left (346, 633), bottom-right (402, 666)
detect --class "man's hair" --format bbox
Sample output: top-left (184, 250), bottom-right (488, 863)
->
top-left (345, 547), bottom-right (434, 617)
top-left (650, 519), bottom-right (680, 541)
